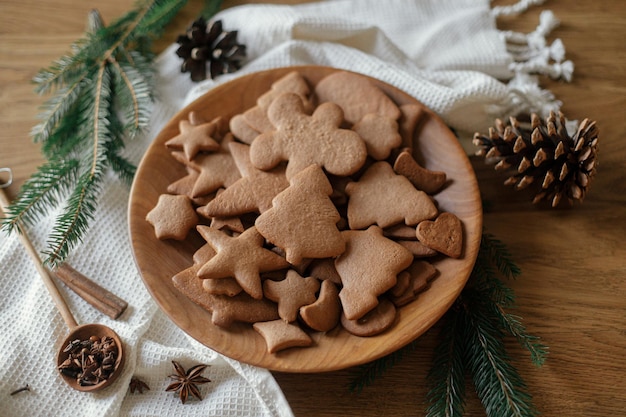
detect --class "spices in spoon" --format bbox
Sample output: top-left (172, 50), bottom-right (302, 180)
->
top-left (58, 335), bottom-right (119, 387)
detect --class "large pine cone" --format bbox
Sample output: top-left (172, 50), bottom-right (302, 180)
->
top-left (473, 111), bottom-right (598, 207)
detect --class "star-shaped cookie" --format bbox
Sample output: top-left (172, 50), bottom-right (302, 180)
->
top-left (165, 118), bottom-right (221, 161)
top-left (196, 225), bottom-right (289, 299)
top-left (197, 141), bottom-right (289, 217)
top-left (146, 194), bottom-right (198, 240)
top-left (172, 134), bottom-right (241, 198)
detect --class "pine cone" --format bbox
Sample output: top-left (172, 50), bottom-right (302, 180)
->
top-left (176, 18), bottom-right (246, 82)
top-left (473, 111), bottom-right (598, 207)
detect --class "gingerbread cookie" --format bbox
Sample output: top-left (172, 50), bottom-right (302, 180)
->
top-left (229, 114), bottom-right (260, 144)
top-left (415, 212), bottom-right (463, 258)
top-left (202, 276), bottom-right (243, 297)
top-left (263, 270), bottom-right (320, 323)
top-left (335, 226), bottom-right (413, 320)
top-left (172, 134), bottom-right (241, 198)
top-left (393, 149), bottom-right (447, 194)
top-left (249, 92), bottom-right (367, 179)
top-left (299, 279), bottom-right (341, 332)
top-left (383, 224), bottom-right (418, 240)
top-left (165, 116), bottom-right (222, 161)
top-left (172, 265), bottom-right (279, 327)
top-left (192, 243), bottom-right (242, 296)
top-left (253, 319), bottom-right (313, 354)
top-left (257, 70), bottom-right (312, 110)
top-left (314, 70), bottom-right (401, 124)
top-left (341, 298), bottom-right (397, 337)
top-left (397, 240), bottom-right (438, 257)
top-left (352, 113), bottom-right (402, 161)
top-left (146, 194), bottom-right (198, 240)
top-left (398, 104), bottom-right (425, 149)
top-left (389, 260), bottom-right (438, 307)
top-left (196, 226), bottom-right (289, 299)
top-left (197, 141), bottom-right (289, 217)
top-left (345, 161), bottom-right (438, 229)
top-left (255, 164), bottom-right (345, 265)
top-left (167, 169), bottom-right (199, 198)
top-left (306, 258), bottom-right (342, 285)
top-left (242, 105), bottom-right (275, 134)
top-left (389, 271), bottom-right (411, 298)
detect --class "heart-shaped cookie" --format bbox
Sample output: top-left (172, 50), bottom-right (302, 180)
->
top-left (415, 212), bottom-right (463, 258)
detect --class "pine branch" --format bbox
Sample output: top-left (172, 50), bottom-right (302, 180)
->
top-left (463, 300), bottom-right (538, 417)
top-left (494, 306), bottom-right (548, 367)
top-left (0, 159), bottom-right (79, 232)
top-left (2, 0), bottom-right (224, 266)
top-left (31, 78), bottom-right (85, 144)
top-left (347, 340), bottom-right (418, 393)
top-left (481, 232), bottom-right (521, 279)
top-left (109, 57), bottom-right (153, 136)
top-left (426, 310), bottom-right (467, 417)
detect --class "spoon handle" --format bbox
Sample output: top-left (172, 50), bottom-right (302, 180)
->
top-left (0, 188), bottom-right (79, 329)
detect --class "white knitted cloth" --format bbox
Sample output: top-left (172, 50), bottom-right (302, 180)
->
top-left (0, 1), bottom-right (570, 416)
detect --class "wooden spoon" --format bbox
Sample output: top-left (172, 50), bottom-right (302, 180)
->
top-left (0, 176), bottom-right (125, 391)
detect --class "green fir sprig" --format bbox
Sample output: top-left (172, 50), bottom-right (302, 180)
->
top-left (348, 231), bottom-right (548, 417)
top-left (1, 0), bottom-right (221, 267)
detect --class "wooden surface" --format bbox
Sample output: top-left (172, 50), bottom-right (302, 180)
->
top-left (1, 0), bottom-right (624, 416)
top-left (127, 66), bottom-right (482, 372)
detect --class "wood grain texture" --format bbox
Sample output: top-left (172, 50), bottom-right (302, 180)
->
top-left (1, 0), bottom-right (625, 415)
top-left (128, 66), bottom-right (482, 372)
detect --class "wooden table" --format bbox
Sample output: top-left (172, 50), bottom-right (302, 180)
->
top-left (1, 1), bottom-right (624, 415)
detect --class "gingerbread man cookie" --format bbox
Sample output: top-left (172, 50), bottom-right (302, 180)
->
top-left (249, 92), bottom-right (367, 179)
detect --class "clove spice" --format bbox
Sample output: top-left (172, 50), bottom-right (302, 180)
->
top-left (58, 335), bottom-right (118, 386)
top-left (10, 385), bottom-right (30, 395)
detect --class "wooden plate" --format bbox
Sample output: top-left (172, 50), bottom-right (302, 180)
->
top-left (128, 66), bottom-right (482, 372)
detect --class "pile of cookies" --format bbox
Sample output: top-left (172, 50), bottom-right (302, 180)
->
top-left (146, 70), bottom-right (463, 354)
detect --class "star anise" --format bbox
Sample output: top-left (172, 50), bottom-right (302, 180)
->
top-left (165, 360), bottom-right (211, 404)
top-left (129, 377), bottom-right (150, 394)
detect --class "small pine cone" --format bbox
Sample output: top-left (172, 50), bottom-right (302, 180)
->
top-left (176, 18), bottom-right (246, 82)
top-left (473, 111), bottom-right (598, 207)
